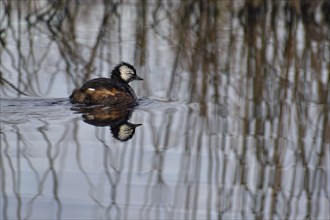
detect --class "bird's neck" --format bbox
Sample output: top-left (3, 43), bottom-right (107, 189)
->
top-left (111, 74), bottom-right (124, 82)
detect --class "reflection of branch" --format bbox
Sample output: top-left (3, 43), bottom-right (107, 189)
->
top-left (72, 121), bottom-right (106, 208)
top-left (0, 132), bottom-right (10, 220)
top-left (0, 72), bottom-right (29, 96)
top-left (103, 145), bottom-right (122, 219)
top-left (140, 148), bottom-right (171, 219)
top-left (25, 169), bottom-right (51, 219)
top-left (134, 0), bottom-right (147, 66)
top-left (82, 2), bottom-right (117, 82)
top-left (166, 2), bottom-right (192, 100)
top-left (37, 122), bottom-right (63, 219)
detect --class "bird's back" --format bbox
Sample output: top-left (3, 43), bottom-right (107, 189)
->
top-left (70, 78), bottom-right (137, 107)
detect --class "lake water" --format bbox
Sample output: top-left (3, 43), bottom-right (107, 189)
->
top-left (1, 1), bottom-right (329, 219)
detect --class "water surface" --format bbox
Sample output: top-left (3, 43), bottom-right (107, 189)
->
top-left (1, 1), bottom-right (329, 219)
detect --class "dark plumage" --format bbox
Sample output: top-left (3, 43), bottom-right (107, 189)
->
top-left (69, 62), bottom-right (143, 107)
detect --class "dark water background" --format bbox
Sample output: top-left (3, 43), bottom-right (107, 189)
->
top-left (1, 0), bottom-right (329, 219)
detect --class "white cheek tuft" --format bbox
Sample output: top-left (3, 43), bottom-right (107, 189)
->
top-left (88, 88), bottom-right (95, 91)
top-left (119, 65), bottom-right (133, 81)
top-left (118, 124), bottom-right (133, 140)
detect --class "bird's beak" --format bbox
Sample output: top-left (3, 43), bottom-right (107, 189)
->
top-left (133, 123), bottom-right (143, 128)
top-left (134, 75), bottom-right (143, 80)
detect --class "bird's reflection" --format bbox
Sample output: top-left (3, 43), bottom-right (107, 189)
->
top-left (72, 106), bottom-right (142, 142)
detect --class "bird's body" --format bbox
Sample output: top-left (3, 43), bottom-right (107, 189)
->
top-left (70, 62), bottom-right (143, 107)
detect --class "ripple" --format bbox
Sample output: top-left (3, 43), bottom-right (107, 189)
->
top-left (0, 98), bottom-right (73, 124)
